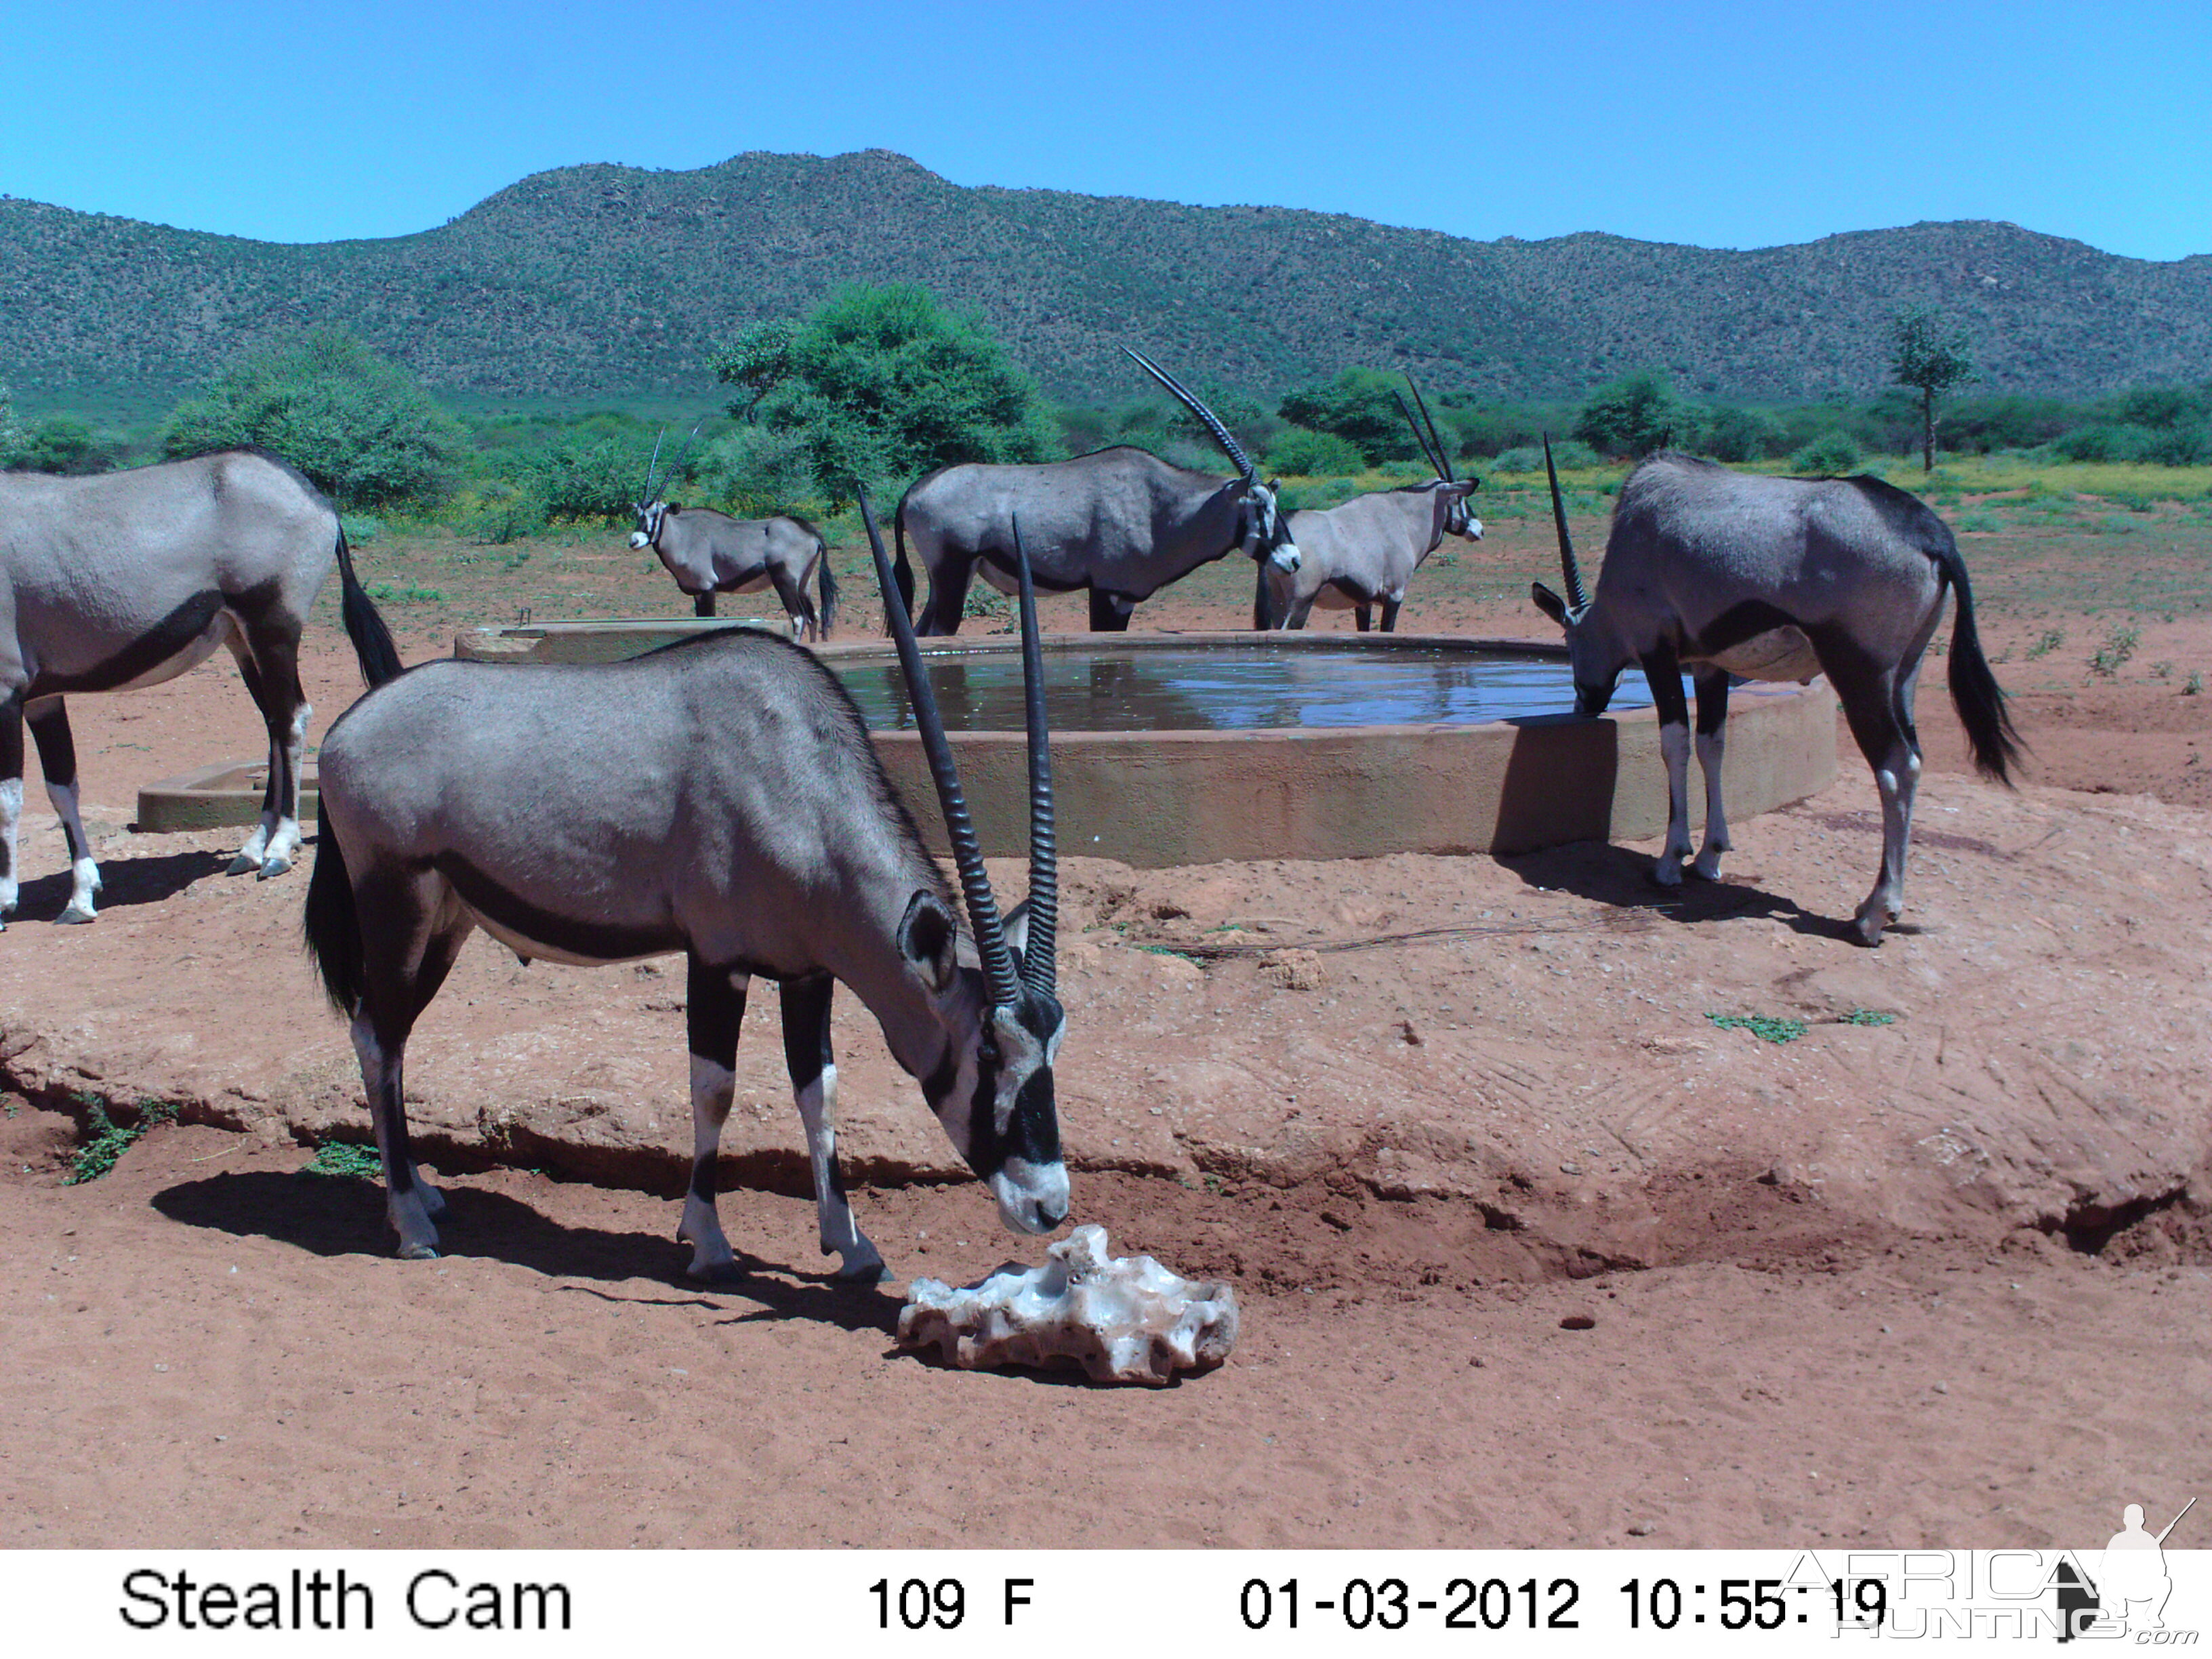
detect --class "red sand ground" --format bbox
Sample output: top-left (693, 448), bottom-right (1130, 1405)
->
top-left (1, 523), bottom-right (2206, 1549)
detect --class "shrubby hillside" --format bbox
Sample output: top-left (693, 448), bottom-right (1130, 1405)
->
top-left (3, 149), bottom-right (2207, 409)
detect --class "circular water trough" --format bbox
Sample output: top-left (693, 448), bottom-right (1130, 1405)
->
top-left (139, 623), bottom-right (1837, 866)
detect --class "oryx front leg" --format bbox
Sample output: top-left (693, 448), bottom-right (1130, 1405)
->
top-left (1641, 650), bottom-right (1692, 886)
top-left (678, 957), bottom-right (747, 1280)
top-left (26, 699), bottom-right (100, 922)
top-left (1689, 670), bottom-right (1732, 882)
top-left (783, 975), bottom-right (882, 1282)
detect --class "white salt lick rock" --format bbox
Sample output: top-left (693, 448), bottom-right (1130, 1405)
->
top-left (897, 1224), bottom-right (1240, 1385)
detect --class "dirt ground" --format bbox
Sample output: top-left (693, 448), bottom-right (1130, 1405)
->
top-left (1, 507), bottom-right (2207, 1549)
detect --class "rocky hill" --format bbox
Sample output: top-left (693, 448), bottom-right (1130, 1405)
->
top-left (3, 148), bottom-right (2205, 408)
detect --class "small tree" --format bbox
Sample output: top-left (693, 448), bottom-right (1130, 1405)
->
top-left (1277, 368), bottom-right (1425, 466)
top-left (162, 325), bottom-right (467, 509)
top-left (708, 320), bottom-right (794, 422)
top-left (1890, 305), bottom-right (1976, 474)
top-left (714, 285), bottom-right (1057, 507)
top-left (1573, 369), bottom-right (1694, 458)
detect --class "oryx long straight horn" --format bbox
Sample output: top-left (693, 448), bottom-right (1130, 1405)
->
top-left (1010, 515), bottom-right (1057, 994)
top-left (1542, 433), bottom-right (1589, 612)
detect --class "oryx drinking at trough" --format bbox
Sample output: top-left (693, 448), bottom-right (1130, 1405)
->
top-left (305, 487), bottom-right (1069, 1275)
top-left (893, 347), bottom-right (1299, 634)
top-left (1256, 379), bottom-right (1482, 631)
top-left (1530, 440), bottom-right (2022, 944)
top-left (0, 447), bottom-right (398, 928)
top-left (633, 501), bottom-right (838, 638)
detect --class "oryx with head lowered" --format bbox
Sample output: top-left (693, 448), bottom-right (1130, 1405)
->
top-left (1530, 440), bottom-right (2022, 944)
top-left (306, 487), bottom-right (1068, 1276)
top-left (893, 347), bottom-right (1299, 634)
top-left (1257, 377), bottom-right (1482, 631)
top-left (630, 430), bottom-right (837, 637)
top-left (0, 447), bottom-right (398, 928)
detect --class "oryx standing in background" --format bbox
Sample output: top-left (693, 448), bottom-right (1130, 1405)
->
top-left (0, 447), bottom-right (397, 928)
top-left (628, 421), bottom-right (837, 637)
top-left (634, 502), bottom-right (838, 639)
top-left (894, 348), bottom-right (1299, 634)
top-left (306, 486), bottom-right (1069, 1275)
top-left (1257, 378), bottom-right (1482, 631)
top-left (1530, 440), bottom-right (2022, 944)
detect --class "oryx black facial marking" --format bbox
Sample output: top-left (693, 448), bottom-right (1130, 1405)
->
top-left (1530, 445), bottom-right (2023, 943)
top-left (0, 449), bottom-right (396, 929)
top-left (894, 347), bottom-right (1298, 636)
top-left (305, 491), bottom-right (1071, 1273)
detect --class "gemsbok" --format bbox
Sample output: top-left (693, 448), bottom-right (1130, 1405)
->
top-left (0, 447), bottom-right (398, 928)
top-left (305, 488), bottom-right (1068, 1275)
top-left (893, 348), bottom-right (1299, 634)
top-left (1530, 440), bottom-right (2022, 943)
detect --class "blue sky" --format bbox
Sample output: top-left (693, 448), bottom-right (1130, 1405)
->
top-left (3, 1), bottom-right (2206, 260)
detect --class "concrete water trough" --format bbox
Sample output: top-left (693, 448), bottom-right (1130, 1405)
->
top-left (138, 621), bottom-right (1837, 866)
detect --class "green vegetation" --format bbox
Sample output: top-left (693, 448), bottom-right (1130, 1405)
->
top-left (1707, 1013), bottom-right (1808, 1044)
top-left (161, 326), bottom-right (468, 509)
top-left (1277, 368), bottom-right (1426, 465)
top-left (1839, 1009), bottom-right (1897, 1027)
top-left (710, 283), bottom-right (1056, 508)
top-left (1573, 370), bottom-right (1696, 459)
top-left (302, 1141), bottom-right (384, 1179)
top-left (2090, 625), bottom-right (2141, 676)
top-left (1891, 305), bottom-right (1978, 474)
top-left (64, 1097), bottom-right (178, 1185)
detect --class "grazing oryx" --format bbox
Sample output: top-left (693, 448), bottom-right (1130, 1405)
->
top-left (1256, 379), bottom-right (1482, 631)
top-left (627, 425), bottom-right (838, 638)
top-left (1530, 440), bottom-right (2022, 944)
top-left (0, 447), bottom-right (398, 928)
top-left (894, 347), bottom-right (1299, 634)
top-left (304, 489), bottom-right (1069, 1275)
top-left (634, 504), bottom-right (838, 638)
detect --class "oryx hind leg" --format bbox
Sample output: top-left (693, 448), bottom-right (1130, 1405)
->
top-left (352, 870), bottom-right (471, 1257)
top-left (0, 687), bottom-right (23, 927)
top-left (767, 562), bottom-right (817, 643)
top-left (781, 974), bottom-right (882, 1282)
top-left (25, 697), bottom-right (100, 922)
top-left (1820, 639), bottom-right (1922, 945)
top-left (224, 624), bottom-right (311, 880)
top-left (678, 954), bottom-right (747, 1280)
top-left (1689, 669), bottom-right (1732, 882)
top-left (1642, 646), bottom-right (1694, 885)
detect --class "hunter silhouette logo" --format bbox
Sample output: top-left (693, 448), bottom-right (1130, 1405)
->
top-left (2058, 1497), bottom-right (2195, 1641)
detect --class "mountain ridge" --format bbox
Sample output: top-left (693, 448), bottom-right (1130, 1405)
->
top-left (4, 148), bottom-right (2205, 409)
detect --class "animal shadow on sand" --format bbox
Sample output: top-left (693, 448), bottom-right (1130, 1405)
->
top-left (14, 850), bottom-right (230, 921)
top-left (1496, 838), bottom-right (1898, 944)
top-left (151, 1170), bottom-right (899, 1336)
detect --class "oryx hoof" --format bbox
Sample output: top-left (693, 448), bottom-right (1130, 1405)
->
top-left (834, 1254), bottom-right (889, 1286)
top-left (396, 1240), bottom-right (441, 1261)
top-left (1852, 903), bottom-right (1896, 947)
top-left (1649, 856), bottom-right (1685, 888)
top-left (255, 854), bottom-right (293, 881)
top-left (685, 1255), bottom-right (744, 1284)
top-left (56, 903), bottom-right (97, 926)
top-left (1689, 855), bottom-right (1725, 882)
top-left (224, 853), bottom-right (262, 877)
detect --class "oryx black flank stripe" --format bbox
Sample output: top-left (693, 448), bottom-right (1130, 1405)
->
top-left (432, 851), bottom-right (687, 962)
top-left (1684, 598), bottom-right (1803, 662)
top-left (26, 591), bottom-right (224, 698)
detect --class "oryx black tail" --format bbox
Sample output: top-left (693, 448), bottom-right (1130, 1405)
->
top-left (1931, 532), bottom-right (2024, 785)
top-left (334, 527), bottom-right (404, 689)
top-left (303, 815), bottom-right (365, 1017)
top-left (889, 499), bottom-right (916, 632)
top-left (818, 539), bottom-right (840, 638)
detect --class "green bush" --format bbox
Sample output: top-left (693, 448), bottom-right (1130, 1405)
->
top-left (1573, 369), bottom-right (1695, 458)
top-left (520, 433), bottom-right (657, 520)
top-left (1790, 432), bottom-right (1864, 474)
top-left (162, 326), bottom-right (467, 510)
top-left (720, 283), bottom-right (1058, 508)
top-left (1263, 424), bottom-right (1366, 476)
top-left (693, 426), bottom-right (816, 516)
top-left (1493, 438), bottom-right (1599, 473)
top-left (1277, 368), bottom-right (1425, 465)
top-left (1700, 405), bottom-right (1786, 463)
top-left (0, 378), bottom-right (22, 462)
top-left (459, 481), bottom-right (548, 545)
top-left (12, 413), bottom-right (128, 474)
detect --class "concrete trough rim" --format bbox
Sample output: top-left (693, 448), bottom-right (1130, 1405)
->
top-left (141, 626), bottom-right (1839, 864)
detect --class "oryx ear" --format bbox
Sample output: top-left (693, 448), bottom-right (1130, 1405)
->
top-left (898, 890), bottom-right (960, 994)
top-left (1530, 581), bottom-right (1570, 627)
top-left (1003, 897), bottom-right (1033, 973)
top-left (1267, 476), bottom-right (1283, 495)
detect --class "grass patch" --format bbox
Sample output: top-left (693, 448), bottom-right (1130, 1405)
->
top-left (64, 1099), bottom-right (178, 1185)
top-left (302, 1141), bottom-right (384, 1179)
top-left (1839, 1008), bottom-right (1896, 1027)
top-left (1706, 1012), bottom-right (1807, 1044)
top-left (365, 580), bottom-right (448, 605)
top-left (2090, 625), bottom-right (2142, 676)
top-left (2025, 628), bottom-right (2065, 659)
